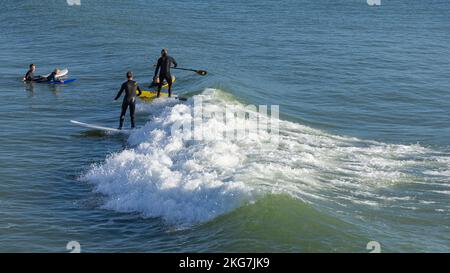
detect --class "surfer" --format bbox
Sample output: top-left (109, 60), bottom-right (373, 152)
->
top-left (114, 71), bottom-right (142, 130)
top-left (149, 76), bottom-right (160, 88)
top-left (23, 64), bottom-right (37, 81)
top-left (45, 69), bottom-right (64, 83)
top-left (153, 48), bottom-right (177, 98)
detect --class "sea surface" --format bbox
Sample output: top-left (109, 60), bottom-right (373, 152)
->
top-left (0, 0), bottom-right (449, 252)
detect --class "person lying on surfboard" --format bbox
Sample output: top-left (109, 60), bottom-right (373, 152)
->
top-left (114, 71), bottom-right (142, 130)
top-left (154, 48), bottom-right (177, 98)
top-left (45, 69), bottom-right (64, 83)
top-left (23, 64), bottom-right (38, 81)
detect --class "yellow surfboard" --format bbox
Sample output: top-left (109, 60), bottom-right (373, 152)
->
top-left (139, 90), bottom-right (170, 99)
top-left (137, 76), bottom-right (176, 99)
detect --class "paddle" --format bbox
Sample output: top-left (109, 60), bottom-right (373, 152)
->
top-left (153, 64), bottom-right (207, 76)
top-left (172, 67), bottom-right (208, 76)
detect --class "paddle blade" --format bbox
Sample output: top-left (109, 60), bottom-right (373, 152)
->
top-left (196, 70), bottom-right (208, 76)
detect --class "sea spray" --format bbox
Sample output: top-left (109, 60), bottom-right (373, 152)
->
top-left (82, 89), bottom-right (450, 227)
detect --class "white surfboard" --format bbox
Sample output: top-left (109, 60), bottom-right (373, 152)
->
top-left (70, 120), bottom-right (131, 134)
top-left (42, 68), bottom-right (69, 78)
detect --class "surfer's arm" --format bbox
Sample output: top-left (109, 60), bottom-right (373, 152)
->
top-left (136, 85), bottom-right (142, 97)
top-left (154, 58), bottom-right (161, 78)
top-left (115, 84), bottom-right (125, 100)
top-left (171, 57), bottom-right (178, 68)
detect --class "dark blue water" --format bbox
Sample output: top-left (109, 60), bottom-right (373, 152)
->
top-left (0, 0), bottom-right (449, 252)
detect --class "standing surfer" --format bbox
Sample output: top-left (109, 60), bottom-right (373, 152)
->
top-left (114, 71), bottom-right (142, 130)
top-left (153, 48), bottom-right (177, 98)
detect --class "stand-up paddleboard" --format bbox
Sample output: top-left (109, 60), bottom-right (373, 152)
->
top-left (42, 68), bottom-right (69, 78)
top-left (70, 120), bottom-right (132, 134)
top-left (138, 90), bottom-right (187, 101)
top-left (139, 90), bottom-right (172, 99)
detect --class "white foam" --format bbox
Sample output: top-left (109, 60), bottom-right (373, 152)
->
top-left (432, 190), bottom-right (450, 195)
top-left (81, 88), bottom-right (450, 225)
top-left (423, 170), bottom-right (450, 177)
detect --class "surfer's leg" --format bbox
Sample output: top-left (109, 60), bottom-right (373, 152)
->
top-left (157, 74), bottom-right (165, 98)
top-left (130, 102), bottom-right (136, 129)
top-left (166, 74), bottom-right (173, 97)
top-left (119, 102), bottom-right (128, 129)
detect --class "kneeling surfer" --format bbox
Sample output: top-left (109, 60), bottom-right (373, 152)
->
top-left (114, 71), bottom-right (142, 130)
top-left (149, 75), bottom-right (160, 88)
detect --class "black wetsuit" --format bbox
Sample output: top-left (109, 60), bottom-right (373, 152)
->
top-left (47, 72), bottom-right (58, 82)
top-left (24, 70), bottom-right (35, 81)
top-left (154, 55), bottom-right (177, 97)
top-left (115, 80), bottom-right (142, 129)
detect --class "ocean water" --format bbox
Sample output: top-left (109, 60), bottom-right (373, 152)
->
top-left (0, 0), bottom-right (449, 252)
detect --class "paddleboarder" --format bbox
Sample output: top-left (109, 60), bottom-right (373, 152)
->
top-left (153, 48), bottom-right (177, 98)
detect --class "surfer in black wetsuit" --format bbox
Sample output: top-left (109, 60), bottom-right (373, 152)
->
top-left (46, 69), bottom-right (63, 83)
top-left (153, 48), bottom-right (177, 98)
top-left (114, 71), bottom-right (142, 130)
top-left (23, 64), bottom-right (37, 81)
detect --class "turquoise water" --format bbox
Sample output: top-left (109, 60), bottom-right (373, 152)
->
top-left (0, 0), bottom-right (449, 252)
